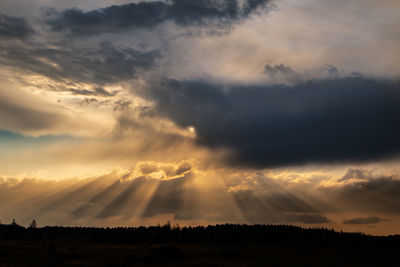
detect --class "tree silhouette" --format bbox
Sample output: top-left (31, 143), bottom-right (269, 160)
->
top-left (29, 219), bottom-right (37, 229)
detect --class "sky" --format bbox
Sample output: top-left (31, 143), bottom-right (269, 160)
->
top-left (0, 0), bottom-right (400, 235)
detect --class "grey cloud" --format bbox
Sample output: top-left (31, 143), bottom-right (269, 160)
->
top-left (343, 216), bottom-right (383, 225)
top-left (138, 163), bottom-right (159, 175)
top-left (0, 41), bottom-right (159, 94)
top-left (174, 161), bottom-right (191, 176)
top-left (46, 0), bottom-right (273, 37)
top-left (263, 64), bottom-right (339, 82)
top-left (338, 168), bottom-right (371, 182)
top-left (113, 99), bottom-right (133, 111)
top-left (264, 64), bottom-right (294, 77)
top-left (144, 77), bottom-right (400, 168)
top-left (0, 14), bottom-right (34, 40)
top-left (70, 87), bottom-right (117, 97)
top-left (324, 65), bottom-right (339, 76)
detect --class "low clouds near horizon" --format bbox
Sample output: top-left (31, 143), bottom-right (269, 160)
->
top-left (0, 166), bottom-right (399, 234)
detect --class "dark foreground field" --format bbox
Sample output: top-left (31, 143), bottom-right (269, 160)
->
top-left (0, 224), bottom-right (399, 266)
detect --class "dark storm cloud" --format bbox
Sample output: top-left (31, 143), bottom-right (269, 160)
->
top-left (0, 41), bottom-right (159, 92)
top-left (0, 14), bottom-right (34, 40)
top-left (46, 0), bottom-right (272, 37)
top-left (145, 77), bottom-right (400, 167)
top-left (343, 216), bottom-right (383, 225)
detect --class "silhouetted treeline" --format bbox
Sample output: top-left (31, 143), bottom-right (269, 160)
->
top-left (1, 223), bottom-right (399, 246)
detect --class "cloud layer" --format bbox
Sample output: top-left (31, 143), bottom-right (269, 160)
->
top-left (46, 0), bottom-right (273, 36)
top-left (144, 77), bottom-right (400, 167)
top-left (0, 14), bottom-right (33, 39)
top-left (0, 40), bottom-right (159, 92)
top-left (1, 166), bottom-right (399, 234)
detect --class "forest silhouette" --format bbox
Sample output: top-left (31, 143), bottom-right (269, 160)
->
top-left (0, 221), bottom-right (399, 266)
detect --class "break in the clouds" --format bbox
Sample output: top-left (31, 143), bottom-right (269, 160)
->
top-left (46, 0), bottom-right (273, 36)
top-left (144, 77), bottom-right (400, 167)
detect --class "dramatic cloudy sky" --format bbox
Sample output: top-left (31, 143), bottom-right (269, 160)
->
top-left (1, 0), bottom-right (400, 235)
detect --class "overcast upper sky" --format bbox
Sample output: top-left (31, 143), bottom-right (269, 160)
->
top-left (0, 0), bottom-right (399, 234)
